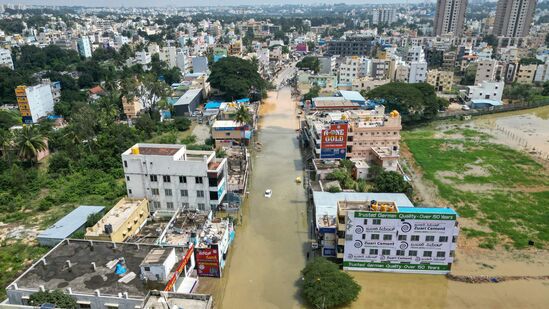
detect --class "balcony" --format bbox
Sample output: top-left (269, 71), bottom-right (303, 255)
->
top-left (337, 238), bottom-right (345, 246)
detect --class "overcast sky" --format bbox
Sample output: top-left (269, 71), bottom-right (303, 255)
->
top-left (0, 0), bottom-right (425, 7)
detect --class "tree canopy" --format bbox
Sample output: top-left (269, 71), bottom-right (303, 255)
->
top-left (296, 56), bottom-right (320, 73)
top-left (207, 56), bottom-right (267, 100)
top-left (372, 170), bottom-right (412, 197)
top-left (301, 257), bottom-right (361, 309)
top-left (29, 290), bottom-right (77, 309)
top-left (363, 83), bottom-right (448, 123)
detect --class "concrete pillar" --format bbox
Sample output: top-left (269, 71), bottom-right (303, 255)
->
top-left (91, 262), bottom-right (96, 271)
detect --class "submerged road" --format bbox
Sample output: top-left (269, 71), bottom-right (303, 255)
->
top-left (219, 87), bottom-right (308, 308)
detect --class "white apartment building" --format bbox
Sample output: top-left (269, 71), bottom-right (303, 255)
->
top-left (77, 36), bottom-right (92, 58)
top-left (534, 63), bottom-right (549, 83)
top-left (0, 48), bottom-right (14, 70)
top-left (15, 84), bottom-right (55, 124)
top-left (338, 56), bottom-right (370, 84)
top-left (372, 8), bottom-right (397, 25)
top-left (122, 144), bottom-right (228, 213)
top-left (474, 59), bottom-right (499, 85)
top-left (135, 51), bottom-right (152, 65)
top-left (409, 61), bottom-right (427, 83)
top-left (176, 49), bottom-right (191, 74)
top-left (159, 46), bottom-right (177, 69)
top-left (406, 46), bottom-right (425, 63)
top-left (467, 81), bottom-right (504, 102)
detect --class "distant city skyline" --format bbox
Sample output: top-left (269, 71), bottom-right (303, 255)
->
top-left (0, 0), bottom-right (432, 8)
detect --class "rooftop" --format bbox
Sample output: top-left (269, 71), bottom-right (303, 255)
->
top-left (143, 291), bottom-right (213, 309)
top-left (141, 248), bottom-right (174, 265)
top-left (174, 88), bottom-right (202, 106)
top-left (10, 240), bottom-right (191, 298)
top-left (37, 206), bottom-right (105, 244)
top-left (138, 146), bottom-right (182, 156)
top-left (337, 90), bottom-right (366, 102)
top-left (85, 198), bottom-right (146, 238)
top-left (313, 159), bottom-right (342, 170)
top-left (337, 200), bottom-right (398, 214)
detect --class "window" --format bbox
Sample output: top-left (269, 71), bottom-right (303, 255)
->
top-left (150, 175), bottom-right (158, 182)
top-left (151, 188), bottom-right (159, 195)
top-left (381, 249), bottom-right (391, 255)
top-left (195, 177), bottom-right (203, 184)
top-left (78, 303), bottom-right (91, 309)
top-left (396, 250), bottom-right (405, 256)
top-left (408, 250), bottom-right (417, 257)
top-left (452, 236), bottom-right (457, 243)
top-left (165, 189), bottom-right (172, 196)
top-left (198, 203), bottom-right (206, 211)
top-left (369, 249), bottom-right (378, 255)
top-left (423, 251), bottom-right (432, 257)
top-left (197, 190), bottom-right (204, 198)
top-left (128, 189), bottom-right (132, 194)
top-left (152, 201), bottom-right (160, 209)
top-left (439, 236), bottom-right (449, 242)
top-left (383, 234), bottom-right (392, 241)
top-left (181, 202), bottom-right (189, 209)
top-left (361, 234), bottom-right (366, 240)
top-left (179, 176), bottom-right (187, 183)
top-left (126, 176), bottom-right (130, 181)
top-left (411, 235), bottom-right (420, 241)
top-left (437, 251), bottom-right (446, 258)
top-left (372, 219), bottom-right (381, 225)
top-left (450, 250), bottom-right (455, 257)
top-left (166, 202), bottom-right (174, 209)
top-left (361, 249), bottom-right (365, 254)
top-left (426, 236), bottom-right (435, 242)
top-left (371, 234), bottom-right (380, 240)
top-left (124, 160), bottom-right (127, 168)
top-left (363, 219), bottom-right (367, 225)
top-left (398, 235), bottom-right (407, 241)
top-left (180, 189), bottom-right (188, 197)
top-left (163, 175), bottom-right (171, 183)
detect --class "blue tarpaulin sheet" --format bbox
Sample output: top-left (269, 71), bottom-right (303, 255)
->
top-left (235, 98), bottom-right (250, 103)
top-left (205, 101), bottom-right (222, 109)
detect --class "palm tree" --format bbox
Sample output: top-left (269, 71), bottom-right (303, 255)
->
top-left (234, 105), bottom-right (252, 125)
top-left (15, 126), bottom-right (47, 165)
top-left (0, 129), bottom-right (13, 162)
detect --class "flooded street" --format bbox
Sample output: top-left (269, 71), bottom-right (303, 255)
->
top-left (205, 91), bottom-right (549, 308)
top-left (218, 87), bottom-right (309, 309)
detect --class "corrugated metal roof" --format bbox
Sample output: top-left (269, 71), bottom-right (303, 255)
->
top-left (38, 205), bottom-right (105, 240)
top-left (174, 88), bottom-right (202, 106)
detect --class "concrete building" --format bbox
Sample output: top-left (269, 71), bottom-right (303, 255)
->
top-left (6, 240), bottom-right (198, 309)
top-left (212, 120), bottom-right (252, 147)
top-left (370, 59), bottom-right (390, 80)
top-left (534, 63), bottom-right (549, 83)
top-left (143, 291), bottom-right (213, 309)
top-left (135, 51), bottom-right (152, 66)
top-left (0, 48), bottom-right (14, 70)
top-left (406, 46), bottom-right (425, 63)
top-left (122, 143), bottom-right (228, 212)
top-left (37, 206), bottom-right (105, 246)
top-left (427, 69), bottom-right (454, 92)
top-left (326, 36), bottom-right (375, 57)
top-left (475, 59), bottom-right (499, 85)
top-left (159, 46), bottom-right (177, 69)
top-left (337, 199), bottom-right (459, 274)
top-left (409, 61), bottom-right (428, 83)
top-left (338, 56), bottom-right (370, 84)
top-left (173, 88), bottom-right (203, 116)
top-left (433, 0), bottom-right (468, 36)
top-left (77, 36), bottom-right (92, 58)
top-left (122, 96), bottom-right (144, 120)
top-left (312, 191), bottom-right (414, 257)
top-left (15, 84), bottom-right (55, 124)
top-left (176, 49), bottom-right (191, 74)
top-left (192, 56), bottom-right (209, 74)
top-left (493, 0), bottom-right (537, 37)
top-left (85, 198), bottom-right (149, 242)
top-left (516, 64), bottom-right (537, 84)
top-left (351, 77), bottom-right (390, 93)
top-left (466, 80), bottom-right (504, 103)
top-left (372, 8), bottom-right (397, 25)
top-left (318, 56), bottom-right (336, 75)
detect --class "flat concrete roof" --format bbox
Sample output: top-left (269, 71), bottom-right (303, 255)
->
top-left (11, 240), bottom-right (191, 298)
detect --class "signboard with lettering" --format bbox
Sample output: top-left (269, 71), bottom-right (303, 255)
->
top-left (164, 244), bottom-right (194, 291)
top-left (343, 210), bottom-right (458, 274)
top-left (196, 247), bottom-right (221, 278)
top-left (320, 123), bottom-right (348, 159)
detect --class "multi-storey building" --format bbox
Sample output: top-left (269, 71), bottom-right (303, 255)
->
top-left (326, 36), bottom-right (375, 57)
top-left (77, 36), bottom-right (92, 58)
top-left (475, 59), bottom-right (500, 85)
top-left (372, 8), bottom-right (397, 25)
top-left (409, 61), bottom-right (428, 83)
top-left (466, 81), bottom-right (504, 103)
top-left (516, 64), bottom-right (537, 84)
top-left (493, 0), bottom-right (537, 37)
top-left (370, 59), bottom-right (390, 80)
top-left (122, 144), bottom-right (228, 213)
top-left (433, 0), bottom-right (468, 36)
top-left (15, 84), bottom-right (55, 124)
top-left (337, 200), bottom-right (459, 274)
top-left (159, 46), bottom-right (177, 69)
top-left (427, 69), bottom-right (454, 92)
top-left (0, 48), bottom-right (14, 70)
top-left (338, 56), bottom-right (370, 84)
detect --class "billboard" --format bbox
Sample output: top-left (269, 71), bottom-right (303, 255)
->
top-left (343, 211), bottom-right (457, 274)
top-left (196, 247), bottom-right (221, 278)
top-left (320, 123), bottom-right (348, 159)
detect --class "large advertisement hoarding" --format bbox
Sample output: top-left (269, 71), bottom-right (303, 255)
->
top-left (343, 211), bottom-right (457, 274)
top-left (196, 247), bottom-right (221, 278)
top-left (320, 123), bottom-right (348, 159)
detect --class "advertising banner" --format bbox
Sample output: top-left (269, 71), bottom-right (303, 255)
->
top-left (320, 123), bottom-right (348, 159)
top-left (196, 247), bottom-right (221, 278)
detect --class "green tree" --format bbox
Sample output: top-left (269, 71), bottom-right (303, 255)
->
top-left (208, 57), bottom-right (267, 100)
top-left (301, 257), bottom-right (361, 309)
top-left (0, 129), bottom-right (13, 161)
top-left (296, 56), bottom-right (320, 73)
top-left (542, 81), bottom-right (549, 97)
top-left (86, 212), bottom-right (103, 227)
top-left (174, 116), bottom-right (192, 131)
top-left (14, 126), bottom-right (47, 165)
top-left (135, 113), bottom-right (157, 137)
top-left (372, 171), bottom-right (412, 196)
top-left (303, 85), bottom-right (320, 101)
top-left (29, 290), bottom-right (77, 309)
top-left (234, 105), bottom-right (252, 125)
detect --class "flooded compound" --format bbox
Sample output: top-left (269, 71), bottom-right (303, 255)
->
top-left (203, 89), bottom-right (549, 308)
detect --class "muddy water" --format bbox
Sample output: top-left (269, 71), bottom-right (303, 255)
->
top-left (214, 90), bottom-right (549, 308)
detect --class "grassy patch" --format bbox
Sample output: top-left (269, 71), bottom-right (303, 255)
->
top-left (404, 127), bottom-right (549, 249)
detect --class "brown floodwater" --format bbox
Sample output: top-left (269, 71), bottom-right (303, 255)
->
top-left (209, 89), bottom-right (549, 308)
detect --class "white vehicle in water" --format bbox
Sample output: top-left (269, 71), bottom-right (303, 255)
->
top-left (264, 189), bottom-right (272, 198)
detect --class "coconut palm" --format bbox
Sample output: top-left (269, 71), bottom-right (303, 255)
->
top-left (234, 105), bottom-right (252, 125)
top-left (15, 126), bottom-right (47, 165)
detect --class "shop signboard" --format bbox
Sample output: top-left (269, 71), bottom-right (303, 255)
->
top-left (196, 247), bottom-right (221, 278)
top-left (320, 123), bottom-right (348, 159)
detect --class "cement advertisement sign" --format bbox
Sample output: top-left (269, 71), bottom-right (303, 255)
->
top-left (320, 123), bottom-right (348, 159)
top-left (343, 211), bottom-right (457, 273)
top-left (196, 247), bottom-right (221, 278)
